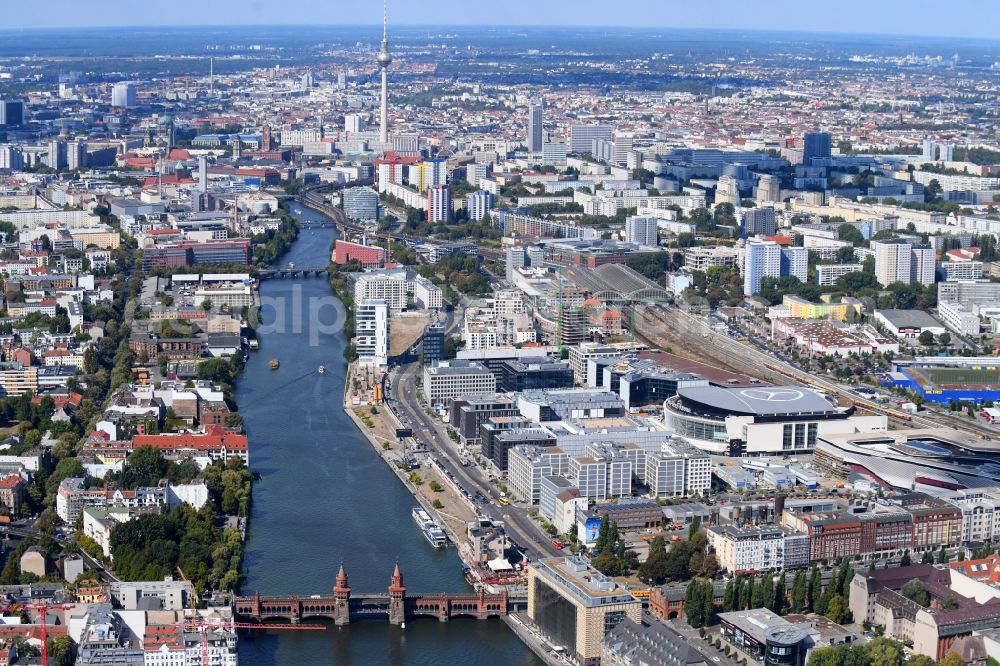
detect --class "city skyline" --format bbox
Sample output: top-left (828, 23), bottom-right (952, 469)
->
top-left (3, 5), bottom-right (1000, 665)
top-left (2, 0), bottom-right (1000, 40)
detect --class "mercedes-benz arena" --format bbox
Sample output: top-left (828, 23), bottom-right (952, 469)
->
top-left (664, 385), bottom-right (887, 456)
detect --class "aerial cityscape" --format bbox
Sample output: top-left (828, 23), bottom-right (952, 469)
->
top-left (1, 1), bottom-right (1000, 665)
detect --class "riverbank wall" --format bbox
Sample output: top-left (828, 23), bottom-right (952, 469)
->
top-left (342, 361), bottom-right (477, 565)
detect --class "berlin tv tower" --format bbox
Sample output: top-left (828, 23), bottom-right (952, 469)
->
top-left (377, 0), bottom-right (392, 146)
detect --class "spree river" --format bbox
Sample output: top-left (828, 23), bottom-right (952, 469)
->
top-left (235, 203), bottom-right (540, 665)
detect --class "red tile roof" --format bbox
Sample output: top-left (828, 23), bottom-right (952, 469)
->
top-left (133, 430), bottom-right (248, 452)
top-left (143, 625), bottom-right (184, 651)
top-left (0, 476), bottom-right (23, 489)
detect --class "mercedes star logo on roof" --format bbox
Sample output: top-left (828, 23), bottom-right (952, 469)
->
top-left (740, 388), bottom-right (804, 402)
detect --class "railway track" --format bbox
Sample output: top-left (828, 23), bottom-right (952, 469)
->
top-left (635, 304), bottom-right (996, 439)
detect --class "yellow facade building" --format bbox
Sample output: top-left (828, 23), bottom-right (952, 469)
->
top-left (782, 294), bottom-right (862, 322)
top-left (527, 557), bottom-right (642, 666)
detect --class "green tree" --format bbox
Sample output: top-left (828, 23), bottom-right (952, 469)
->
top-left (907, 657), bottom-right (937, 666)
top-left (815, 587), bottom-right (831, 615)
top-left (167, 459), bottom-right (201, 484)
top-left (791, 570), bottom-right (807, 612)
top-left (722, 578), bottom-right (736, 612)
top-left (739, 575), bottom-right (753, 610)
top-left (937, 546), bottom-right (949, 564)
top-left (607, 519), bottom-right (620, 551)
top-left (731, 577), bottom-right (744, 611)
top-left (838, 223), bottom-right (865, 244)
top-left (900, 550), bottom-right (911, 566)
top-left (824, 594), bottom-right (850, 625)
top-left (688, 516), bottom-right (701, 540)
top-left (918, 330), bottom-right (935, 346)
top-left (760, 573), bottom-right (776, 612)
top-left (940, 653), bottom-right (963, 666)
top-left (47, 636), bottom-right (74, 666)
top-left (900, 579), bottom-right (930, 607)
top-left (866, 637), bottom-right (905, 666)
top-left (198, 358), bottom-right (236, 385)
top-left (592, 551), bottom-right (619, 576)
top-left (223, 412), bottom-right (244, 430)
top-left (45, 457), bottom-right (85, 496)
top-left (773, 572), bottom-right (787, 615)
top-left (921, 550), bottom-right (935, 564)
top-left (836, 559), bottom-right (854, 597)
top-left (701, 580), bottom-right (714, 626)
top-left (120, 446), bottom-right (168, 489)
top-left (595, 514), bottom-right (610, 553)
top-left (751, 575), bottom-right (765, 608)
top-left (807, 566), bottom-right (822, 612)
top-left (638, 536), bottom-right (669, 584)
top-left (684, 579), bottom-right (714, 628)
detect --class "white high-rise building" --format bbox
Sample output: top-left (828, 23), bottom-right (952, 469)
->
top-left (645, 441), bottom-right (711, 498)
top-left (613, 135), bottom-right (634, 167)
top-left (716, 175), bottom-right (740, 206)
top-left (344, 114), bottom-right (364, 134)
top-left (542, 142), bottom-right (567, 167)
top-left (910, 244), bottom-right (936, 286)
top-left (426, 185), bottom-right (451, 223)
top-left (874, 239), bottom-right (913, 287)
top-left (506, 246), bottom-right (527, 280)
top-left (755, 174), bottom-right (780, 203)
top-left (468, 191), bottom-right (495, 221)
top-left (922, 138), bottom-right (936, 162)
top-left (939, 142), bottom-right (955, 162)
top-left (377, 161), bottom-right (405, 189)
top-left (408, 160), bottom-right (447, 192)
top-left (67, 140), bottom-right (86, 171)
top-left (198, 155), bottom-right (208, 192)
top-left (569, 124), bottom-right (612, 154)
top-left (354, 272), bottom-right (408, 313)
top-left (780, 246), bottom-right (808, 284)
top-left (356, 299), bottom-right (389, 369)
top-left (528, 101), bottom-right (544, 154)
top-left (0, 145), bottom-right (23, 171)
top-left (743, 239), bottom-right (781, 295)
top-left (46, 139), bottom-right (66, 170)
top-left (466, 163), bottom-right (492, 189)
top-left (111, 82), bottom-right (137, 109)
top-left (624, 215), bottom-right (659, 247)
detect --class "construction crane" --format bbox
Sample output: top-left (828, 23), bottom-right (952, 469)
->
top-left (175, 566), bottom-right (199, 608)
top-left (24, 602), bottom-right (74, 666)
top-left (173, 616), bottom-right (325, 666)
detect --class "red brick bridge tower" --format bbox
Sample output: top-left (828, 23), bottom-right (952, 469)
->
top-left (333, 563), bottom-right (351, 626)
top-left (388, 562), bottom-right (406, 625)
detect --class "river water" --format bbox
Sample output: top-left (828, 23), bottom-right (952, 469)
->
top-left (235, 203), bottom-right (540, 665)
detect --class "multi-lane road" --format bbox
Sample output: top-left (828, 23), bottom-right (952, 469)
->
top-left (387, 358), bottom-right (564, 562)
top-left (382, 297), bottom-right (563, 563)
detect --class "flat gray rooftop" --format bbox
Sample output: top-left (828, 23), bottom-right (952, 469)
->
top-left (677, 385), bottom-right (837, 417)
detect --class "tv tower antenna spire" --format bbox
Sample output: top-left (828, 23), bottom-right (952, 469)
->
top-left (377, 0), bottom-right (392, 146)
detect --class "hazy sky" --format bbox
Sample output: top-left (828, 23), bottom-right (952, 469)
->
top-left (4, 0), bottom-right (999, 39)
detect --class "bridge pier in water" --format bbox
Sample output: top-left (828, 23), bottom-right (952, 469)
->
top-left (234, 564), bottom-right (512, 626)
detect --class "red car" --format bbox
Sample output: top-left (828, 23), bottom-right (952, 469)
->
top-left (552, 541), bottom-right (564, 550)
